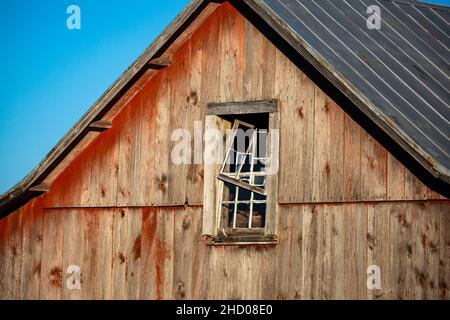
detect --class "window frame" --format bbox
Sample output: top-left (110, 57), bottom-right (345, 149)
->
top-left (202, 100), bottom-right (279, 245)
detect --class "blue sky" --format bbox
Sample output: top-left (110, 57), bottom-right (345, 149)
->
top-left (0, 0), bottom-right (449, 194)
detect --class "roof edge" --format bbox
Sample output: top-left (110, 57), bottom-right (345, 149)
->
top-left (0, 0), bottom-right (215, 217)
top-left (1, 0), bottom-right (448, 218)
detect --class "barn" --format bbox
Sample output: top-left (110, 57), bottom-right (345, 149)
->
top-left (0, 0), bottom-right (449, 300)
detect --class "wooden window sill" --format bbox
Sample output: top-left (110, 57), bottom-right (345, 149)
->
top-left (205, 234), bottom-right (278, 246)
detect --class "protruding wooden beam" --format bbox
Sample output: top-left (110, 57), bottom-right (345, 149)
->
top-left (29, 183), bottom-right (50, 193)
top-left (88, 120), bottom-right (113, 132)
top-left (147, 57), bottom-right (172, 70)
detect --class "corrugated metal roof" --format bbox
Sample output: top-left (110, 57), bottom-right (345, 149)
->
top-left (258, 0), bottom-right (450, 180)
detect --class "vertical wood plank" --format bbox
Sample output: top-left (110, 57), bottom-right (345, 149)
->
top-left (189, 207), bottom-right (210, 299)
top-left (0, 213), bottom-right (9, 299)
top-left (116, 94), bottom-right (142, 206)
top-left (294, 71), bottom-right (315, 203)
top-left (186, 24), bottom-right (205, 206)
top-left (344, 203), bottom-right (367, 299)
top-left (158, 208), bottom-right (175, 299)
top-left (219, 2), bottom-right (244, 102)
top-left (153, 70), bottom-right (172, 206)
top-left (169, 42), bottom-right (190, 206)
top-left (438, 202), bottom-right (449, 300)
top-left (388, 203), bottom-right (413, 299)
top-left (61, 209), bottom-right (84, 300)
top-left (322, 204), bottom-right (345, 299)
top-left (89, 120), bottom-right (119, 207)
top-left (411, 202), bottom-right (442, 299)
top-left (173, 207), bottom-right (195, 299)
top-left (137, 207), bottom-right (176, 300)
top-left (138, 207), bottom-right (158, 300)
top-left (312, 89), bottom-right (344, 202)
top-left (361, 132), bottom-right (387, 200)
top-left (20, 199), bottom-right (44, 299)
top-left (202, 116), bottom-right (230, 236)
top-left (81, 208), bottom-right (114, 300)
top-left (301, 204), bottom-right (323, 299)
top-left (127, 208), bottom-right (142, 300)
top-left (343, 114), bottom-right (361, 201)
top-left (276, 49), bottom-right (296, 203)
top-left (208, 246), bottom-right (227, 299)
top-left (275, 205), bottom-right (293, 299)
top-left (40, 210), bottom-right (64, 300)
top-left (243, 19), bottom-right (276, 100)
top-left (141, 79), bottom-right (158, 206)
top-left (1, 209), bottom-right (23, 300)
top-left (367, 203), bottom-right (390, 299)
top-left (290, 205), bottom-right (303, 299)
top-left (81, 209), bottom-right (100, 299)
top-left (112, 208), bottom-right (129, 299)
top-left (387, 153), bottom-right (405, 200)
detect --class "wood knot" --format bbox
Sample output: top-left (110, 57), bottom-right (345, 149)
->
top-left (415, 270), bottom-right (427, 289)
top-left (325, 163), bottom-right (331, 175)
top-left (407, 244), bottom-right (412, 257)
top-left (368, 157), bottom-right (376, 169)
top-left (421, 233), bottom-right (428, 248)
top-left (120, 209), bottom-right (126, 218)
top-left (157, 175), bottom-right (168, 193)
top-left (34, 261), bottom-right (42, 275)
top-left (188, 91), bottom-right (198, 105)
top-left (367, 233), bottom-right (376, 250)
top-left (182, 216), bottom-right (191, 230)
top-left (398, 212), bottom-right (406, 226)
top-left (119, 252), bottom-right (126, 264)
top-left (50, 267), bottom-right (63, 288)
top-left (429, 242), bottom-right (438, 254)
top-left (177, 281), bottom-right (186, 298)
top-left (332, 227), bottom-right (338, 236)
top-left (441, 287), bottom-right (448, 298)
top-left (133, 235), bottom-right (142, 260)
top-left (298, 107), bottom-right (304, 119)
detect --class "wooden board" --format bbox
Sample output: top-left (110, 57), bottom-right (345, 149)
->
top-left (61, 209), bottom-right (84, 300)
top-left (311, 89), bottom-right (345, 202)
top-left (173, 207), bottom-right (195, 299)
top-left (168, 41), bottom-right (191, 206)
top-left (301, 204), bottom-right (324, 299)
top-left (40, 209), bottom-right (64, 300)
top-left (186, 23), bottom-right (206, 206)
top-left (344, 203), bottom-right (367, 299)
top-left (138, 207), bottom-right (175, 300)
top-left (31, 0), bottom-right (447, 211)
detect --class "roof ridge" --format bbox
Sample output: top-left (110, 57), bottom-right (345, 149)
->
top-left (378, 0), bottom-right (450, 10)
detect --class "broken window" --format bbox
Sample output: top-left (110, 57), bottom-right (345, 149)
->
top-left (203, 100), bottom-right (279, 245)
top-left (217, 116), bottom-right (269, 233)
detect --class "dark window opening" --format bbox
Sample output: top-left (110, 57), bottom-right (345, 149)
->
top-left (217, 113), bottom-right (269, 232)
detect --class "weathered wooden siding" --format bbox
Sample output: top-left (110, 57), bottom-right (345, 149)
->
top-left (0, 2), bottom-right (448, 300)
top-left (42, 2), bottom-right (442, 209)
top-left (0, 199), bottom-right (448, 300)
